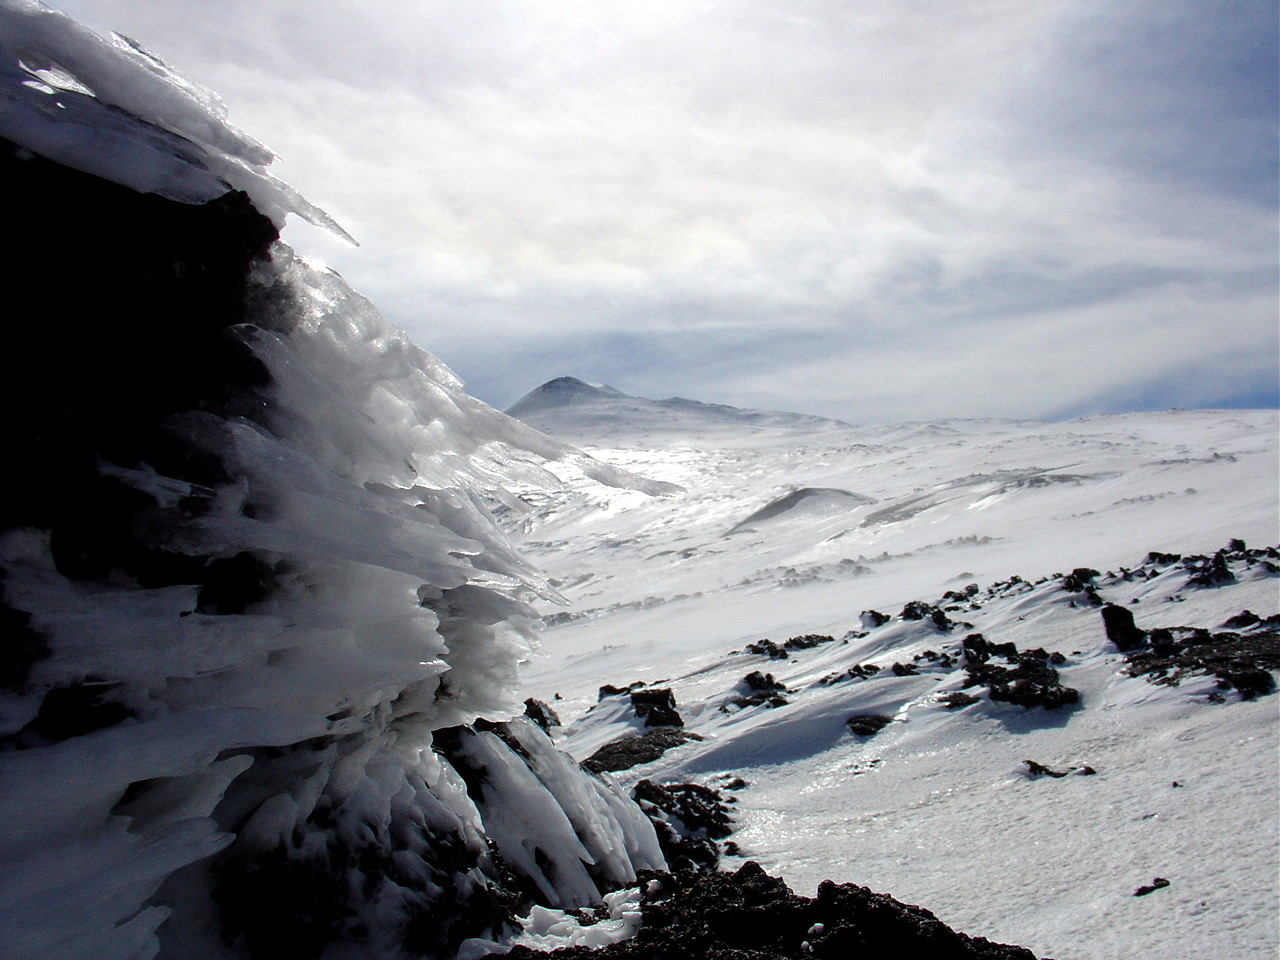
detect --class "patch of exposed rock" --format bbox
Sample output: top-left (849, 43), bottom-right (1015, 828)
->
top-left (486, 860), bottom-right (1043, 959)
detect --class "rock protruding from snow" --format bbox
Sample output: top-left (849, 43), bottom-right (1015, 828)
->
top-left (482, 860), bottom-right (1041, 959)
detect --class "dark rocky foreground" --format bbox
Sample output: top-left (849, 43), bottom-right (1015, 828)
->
top-left (484, 860), bottom-right (1044, 959)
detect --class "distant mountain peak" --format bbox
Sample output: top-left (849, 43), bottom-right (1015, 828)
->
top-left (506, 377), bottom-right (628, 416)
top-left (505, 376), bottom-right (854, 441)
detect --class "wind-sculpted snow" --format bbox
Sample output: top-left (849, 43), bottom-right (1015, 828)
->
top-left (510, 388), bottom-right (1278, 960)
top-left (0, 0), bottom-right (352, 238)
top-left (0, 12), bottom-right (675, 958)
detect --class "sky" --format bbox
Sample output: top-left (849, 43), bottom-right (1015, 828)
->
top-left (49, 0), bottom-right (1279, 424)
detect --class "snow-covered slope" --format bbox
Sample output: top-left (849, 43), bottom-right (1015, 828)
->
top-left (506, 379), bottom-right (1280, 960)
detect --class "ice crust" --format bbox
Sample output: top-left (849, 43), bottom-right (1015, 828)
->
top-left (0, 0), bottom-right (351, 238)
top-left (0, 7), bottom-right (671, 957)
top-left (0, 247), bottom-right (668, 953)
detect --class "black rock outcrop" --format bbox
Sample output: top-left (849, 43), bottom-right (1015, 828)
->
top-left (485, 860), bottom-right (1041, 959)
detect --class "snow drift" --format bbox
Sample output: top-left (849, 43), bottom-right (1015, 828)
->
top-left (0, 4), bottom-right (664, 958)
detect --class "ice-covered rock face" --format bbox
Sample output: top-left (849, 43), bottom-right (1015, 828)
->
top-left (0, 4), bottom-right (663, 958)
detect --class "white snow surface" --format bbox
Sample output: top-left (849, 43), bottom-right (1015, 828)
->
top-left (508, 381), bottom-right (1280, 960)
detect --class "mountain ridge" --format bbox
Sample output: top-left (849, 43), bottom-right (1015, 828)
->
top-left (506, 376), bottom-right (856, 440)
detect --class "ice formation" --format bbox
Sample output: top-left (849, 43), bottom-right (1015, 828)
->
top-left (0, 3), bottom-right (665, 958)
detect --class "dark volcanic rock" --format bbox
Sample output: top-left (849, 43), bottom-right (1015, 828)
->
top-left (582, 728), bottom-right (704, 774)
top-left (742, 639), bottom-right (790, 659)
top-left (524, 698), bottom-right (561, 731)
top-left (1183, 550), bottom-right (1236, 587)
top-left (1024, 760), bottom-right (1094, 778)
top-left (820, 662), bottom-right (881, 685)
top-left (485, 861), bottom-right (1041, 959)
top-left (633, 780), bottom-right (734, 873)
top-left (1124, 624), bottom-right (1279, 700)
top-left (1062, 568), bottom-right (1100, 593)
top-left (1102, 604), bottom-right (1146, 652)
top-left (630, 688), bottom-right (684, 727)
top-left (962, 638), bottom-right (1079, 710)
top-left (1224, 610), bottom-right (1261, 629)
top-left (784, 633), bottom-right (836, 651)
top-left (847, 714), bottom-right (894, 737)
top-left (743, 671), bottom-right (785, 693)
top-left (724, 671), bottom-right (790, 711)
top-left (901, 601), bottom-right (953, 630)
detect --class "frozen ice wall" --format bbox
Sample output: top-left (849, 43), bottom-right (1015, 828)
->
top-left (0, 3), bottom-right (664, 958)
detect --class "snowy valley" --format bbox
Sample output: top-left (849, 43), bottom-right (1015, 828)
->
top-left (0, 3), bottom-right (1275, 960)
top-left (503, 378), bottom-right (1280, 960)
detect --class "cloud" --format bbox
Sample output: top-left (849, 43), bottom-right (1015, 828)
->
top-left (49, 0), bottom-right (1278, 422)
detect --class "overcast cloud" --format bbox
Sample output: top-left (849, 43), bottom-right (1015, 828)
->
top-left (50, 0), bottom-right (1278, 423)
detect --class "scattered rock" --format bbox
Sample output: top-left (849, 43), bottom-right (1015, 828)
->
top-left (582, 728), bottom-right (704, 774)
top-left (938, 692), bottom-right (979, 709)
top-left (901, 601), bottom-right (953, 630)
top-left (1024, 760), bottom-right (1069, 778)
top-left (962, 634), bottom-right (1017, 664)
top-left (1024, 760), bottom-right (1093, 778)
top-left (483, 860), bottom-right (1042, 959)
top-left (1124, 624), bottom-right (1279, 700)
top-left (847, 714), bottom-right (893, 737)
top-left (1102, 604), bottom-right (1146, 651)
top-left (598, 682), bottom-right (645, 700)
top-left (1224, 610), bottom-right (1261, 628)
top-left (523, 698), bottom-right (561, 732)
top-left (743, 671), bottom-right (786, 693)
top-left (743, 639), bottom-right (789, 659)
top-left (962, 639), bottom-right (1079, 710)
top-left (820, 663), bottom-right (881, 685)
top-left (1062, 568), bottom-right (1100, 593)
top-left (1133, 878), bottom-right (1170, 897)
top-left (785, 633), bottom-right (836, 651)
top-left (631, 688), bottom-right (684, 727)
top-left (723, 671), bottom-right (790, 711)
top-left (860, 610), bottom-right (891, 629)
top-left (633, 780), bottom-right (734, 873)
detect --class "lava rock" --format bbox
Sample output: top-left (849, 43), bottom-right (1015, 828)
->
top-left (1102, 604), bottom-right (1146, 651)
top-left (963, 642), bottom-right (1080, 710)
top-left (631, 688), bottom-right (683, 727)
top-left (743, 639), bottom-right (789, 659)
top-left (1062, 568), bottom-right (1100, 592)
top-left (483, 860), bottom-right (1041, 959)
top-left (901, 601), bottom-right (953, 630)
top-left (743, 671), bottom-right (786, 693)
top-left (784, 634), bottom-right (836, 651)
top-left (582, 728), bottom-right (704, 774)
top-left (523, 698), bottom-right (561, 732)
top-left (847, 714), bottom-right (893, 737)
top-left (633, 780), bottom-right (734, 873)
top-left (1124, 624), bottom-right (1279, 700)
top-left (1224, 610), bottom-right (1261, 628)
